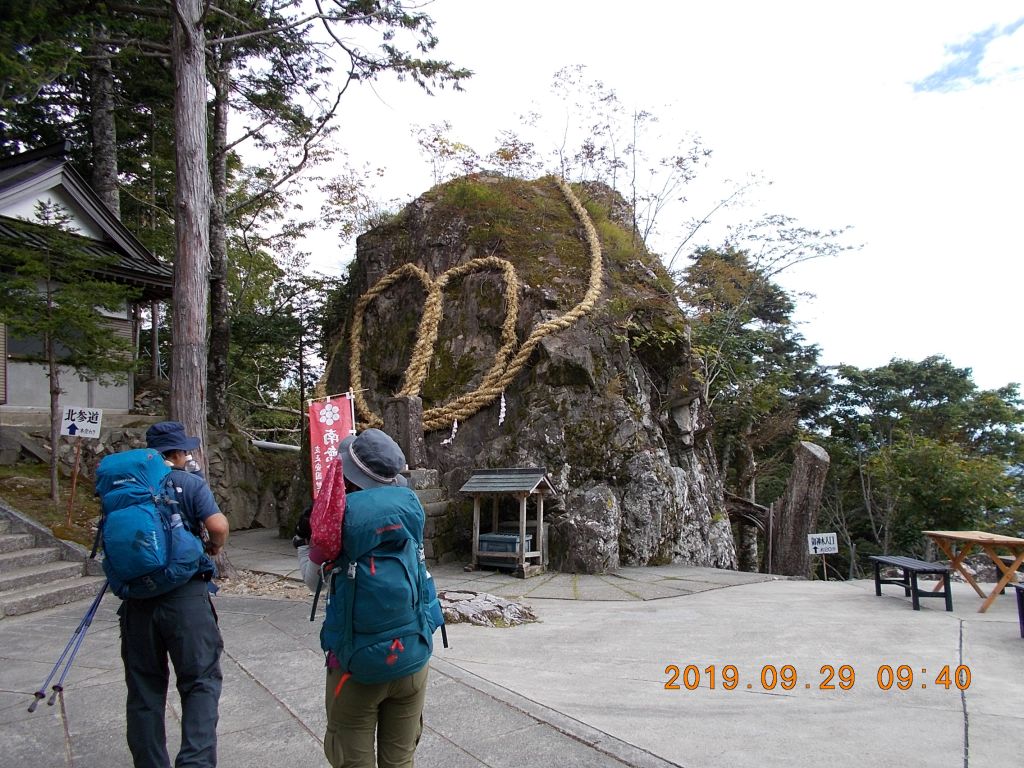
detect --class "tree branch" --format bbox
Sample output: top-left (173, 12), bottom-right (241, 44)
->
top-left (203, 7), bottom-right (387, 48)
top-left (119, 184), bottom-right (173, 220)
top-left (227, 90), bottom-right (344, 217)
top-left (107, 3), bottom-right (168, 18)
top-left (219, 116), bottom-right (274, 156)
top-left (94, 36), bottom-right (173, 55)
top-left (669, 178), bottom-right (759, 275)
top-left (228, 392), bottom-right (302, 416)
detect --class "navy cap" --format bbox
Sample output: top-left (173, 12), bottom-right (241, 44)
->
top-left (146, 421), bottom-right (201, 454)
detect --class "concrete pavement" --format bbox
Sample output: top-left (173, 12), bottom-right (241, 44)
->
top-left (1, 527), bottom-right (1021, 768)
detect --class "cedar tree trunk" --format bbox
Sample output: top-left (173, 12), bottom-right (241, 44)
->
top-left (169, 0), bottom-right (211, 458)
top-left (207, 50), bottom-right (232, 429)
top-left (89, 31), bottom-right (119, 219)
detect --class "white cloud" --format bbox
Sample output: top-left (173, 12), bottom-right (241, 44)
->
top-left (976, 21), bottom-right (1024, 82)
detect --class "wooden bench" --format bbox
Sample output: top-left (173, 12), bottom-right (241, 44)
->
top-left (869, 555), bottom-right (953, 611)
top-left (1012, 584), bottom-right (1024, 638)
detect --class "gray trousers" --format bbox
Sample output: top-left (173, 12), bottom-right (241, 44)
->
top-left (119, 579), bottom-right (223, 768)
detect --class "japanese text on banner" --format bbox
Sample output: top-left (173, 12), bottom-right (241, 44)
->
top-left (308, 395), bottom-right (354, 498)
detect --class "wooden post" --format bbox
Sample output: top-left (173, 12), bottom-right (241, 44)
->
top-left (491, 496), bottom-right (499, 534)
top-left (471, 496), bottom-right (481, 569)
top-left (518, 493), bottom-right (527, 574)
top-left (151, 299), bottom-right (160, 379)
top-left (132, 303), bottom-right (141, 357)
top-left (537, 492), bottom-right (546, 566)
top-left (65, 439), bottom-right (82, 527)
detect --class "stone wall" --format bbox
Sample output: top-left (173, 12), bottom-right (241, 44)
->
top-left (8, 424), bottom-right (304, 532)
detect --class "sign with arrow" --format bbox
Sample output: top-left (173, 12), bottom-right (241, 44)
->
top-left (60, 407), bottom-right (103, 439)
top-left (807, 532), bottom-right (839, 555)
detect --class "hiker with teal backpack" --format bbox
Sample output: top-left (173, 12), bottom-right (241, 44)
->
top-left (294, 429), bottom-right (445, 768)
top-left (95, 421), bottom-right (229, 768)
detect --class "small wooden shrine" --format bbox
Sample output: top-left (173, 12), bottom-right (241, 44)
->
top-left (460, 467), bottom-right (556, 578)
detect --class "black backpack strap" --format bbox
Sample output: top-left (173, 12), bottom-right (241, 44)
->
top-left (343, 558), bottom-right (357, 652)
top-left (89, 517), bottom-right (104, 559)
top-left (309, 561), bottom-right (333, 622)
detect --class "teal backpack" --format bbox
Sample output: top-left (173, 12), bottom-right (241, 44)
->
top-left (93, 448), bottom-right (208, 599)
top-left (320, 487), bottom-right (444, 685)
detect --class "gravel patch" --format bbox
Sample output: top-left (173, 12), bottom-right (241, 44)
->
top-left (215, 570), bottom-right (312, 600)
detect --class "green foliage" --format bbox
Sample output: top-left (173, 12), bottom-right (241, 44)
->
top-left (2, 0), bottom-right (471, 441)
top-left (677, 246), bottom-right (830, 504)
top-left (426, 175), bottom-right (589, 291)
top-left (594, 218), bottom-right (635, 265)
top-left (413, 122), bottom-right (481, 184)
top-left (0, 1), bottom-right (92, 149)
top-left (0, 202), bottom-right (137, 381)
top-left (420, 343), bottom-right (478, 407)
top-left (866, 437), bottom-right (1015, 539)
top-left (441, 177), bottom-right (508, 211)
top-left (678, 245), bottom-right (1023, 576)
top-left (0, 202), bottom-right (138, 499)
top-left (223, 231), bottom-right (328, 443)
top-left (817, 355), bottom-right (1024, 571)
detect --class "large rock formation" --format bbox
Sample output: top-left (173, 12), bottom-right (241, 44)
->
top-left (322, 174), bottom-right (737, 573)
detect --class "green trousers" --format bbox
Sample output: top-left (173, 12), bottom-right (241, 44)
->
top-left (324, 664), bottom-right (428, 768)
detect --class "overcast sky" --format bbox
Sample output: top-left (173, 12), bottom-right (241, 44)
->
top-left (305, 1), bottom-right (1024, 392)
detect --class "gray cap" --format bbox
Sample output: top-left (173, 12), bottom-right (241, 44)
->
top-left (340, 429), bottom-right (408, 489)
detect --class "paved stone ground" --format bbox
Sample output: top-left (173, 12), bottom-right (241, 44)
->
top-left (2, 528), bottom-right (1021, 768)
top-left (0, 591), bottom-right (681, 768)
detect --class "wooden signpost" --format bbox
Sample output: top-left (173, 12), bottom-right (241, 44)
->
top-left (60, 407), bottom-right (103, 526)
top-left (808, 531), bottom-right (839, 581)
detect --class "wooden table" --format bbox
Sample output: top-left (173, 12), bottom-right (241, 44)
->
top-left (922, 530), bottom-right (1024, 613)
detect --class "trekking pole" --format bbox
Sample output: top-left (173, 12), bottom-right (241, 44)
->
top-left (28, 580), bottom-right (108, 713)
top-left (47, 589), bottom-right (100, 707)
top-left (47, 580), bottom-right (108, 706)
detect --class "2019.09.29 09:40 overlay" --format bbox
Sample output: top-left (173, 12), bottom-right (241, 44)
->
top-left (662, 664), bottom-right (972, 692)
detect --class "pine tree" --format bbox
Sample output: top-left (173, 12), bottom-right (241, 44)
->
top-left (0, 202), bottom-right (137, 499)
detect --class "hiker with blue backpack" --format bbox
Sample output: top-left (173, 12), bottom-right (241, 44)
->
top-left (95, 421), bottom-right (229, 768)
top-left (294, 428), bottom-right (444, 768)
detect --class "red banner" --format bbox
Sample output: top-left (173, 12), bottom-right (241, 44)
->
top-left (308, 394), bottom-right (355, 498)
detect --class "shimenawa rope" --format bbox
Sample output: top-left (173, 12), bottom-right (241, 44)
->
top-left (338, 176), bottom-right (604, 432)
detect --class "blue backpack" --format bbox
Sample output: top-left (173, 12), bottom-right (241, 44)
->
top-left (94, 448), bottom-right (207, 599)
top-left (320, 487), bottom-right (444, 685)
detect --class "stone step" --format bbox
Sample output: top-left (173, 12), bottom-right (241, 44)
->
top-left (0, 560), bottom-right (86, 594)
top-left (0, 547), bottom-right (61, 574)
top-left (422, 500), bottom-right (449, 518)
top-left (0, 533), bottom-right (40, 554)
top-left (414, 488), bottom-right (447, 505)
top-left (406, 468), bottom-right (439, 489)
top-left (0, 575), bottom-right (107, 618)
